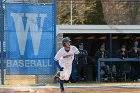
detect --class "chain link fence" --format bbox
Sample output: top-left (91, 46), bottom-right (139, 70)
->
top-left (0, 0), bottom-right (140, 85)
top-left (0, 0), bottom-right (56, 85)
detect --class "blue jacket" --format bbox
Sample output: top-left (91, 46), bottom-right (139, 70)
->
top-left (78, 49), bottom-right (88, 64)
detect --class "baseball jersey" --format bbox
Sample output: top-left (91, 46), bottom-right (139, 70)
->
top-left (54, 45), bottom-right (79, 64)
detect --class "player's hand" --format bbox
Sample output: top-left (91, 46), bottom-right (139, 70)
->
top-left (60, 67), bottom-right (64, 71)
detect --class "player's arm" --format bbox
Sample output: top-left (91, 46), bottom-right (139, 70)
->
top-left (73, 46), bottom-right (80, 55)
top-left (54, 49), bottom-right (64, 71)
top-left (55, 60), bottom-right (64, 71)
top-left (54, 58), bottom-right (64, 71)
top-left (73, 46), bottom-right (80, 64)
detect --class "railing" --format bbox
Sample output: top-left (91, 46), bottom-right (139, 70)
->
top-left (97, 58), bottom-right (140, 82)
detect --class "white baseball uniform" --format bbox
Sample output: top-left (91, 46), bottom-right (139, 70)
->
top-left (54, 45), bottom-right (79, 80)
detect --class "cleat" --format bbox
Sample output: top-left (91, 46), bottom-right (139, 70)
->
top-left (61, 88), bottom-right (64, 93)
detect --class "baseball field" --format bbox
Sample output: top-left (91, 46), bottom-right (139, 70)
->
top-left (0, 83), bottom-right (140, 93)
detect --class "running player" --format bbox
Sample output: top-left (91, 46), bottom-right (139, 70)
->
top-left (54, 37), bottom-right (79, 92)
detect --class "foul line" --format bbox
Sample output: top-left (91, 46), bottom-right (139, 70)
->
top-left (0, 85), bottom-right (140, 89)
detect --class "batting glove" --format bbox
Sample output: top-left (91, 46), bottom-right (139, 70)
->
top-left (60, 67), bottom-right (64, 71)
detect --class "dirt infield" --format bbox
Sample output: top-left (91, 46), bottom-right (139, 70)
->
top-left (0, 88), bottom-right (140, 93)
top-left (0, 83), bottom-right (140, 93)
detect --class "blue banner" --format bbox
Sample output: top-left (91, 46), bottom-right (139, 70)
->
top-left (0, 0), bottom-right (2, 33)
top-left (6, 3), bottom-right (56, 75)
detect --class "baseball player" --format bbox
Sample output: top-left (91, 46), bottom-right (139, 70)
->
top-left (54, 37), bottom-right (79, 92)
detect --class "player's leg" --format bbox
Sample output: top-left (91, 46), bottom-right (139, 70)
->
top-left (59, 72), bottom-right (65, 92)
top-left (54, 71), bottom-right (60, 80)
top-left (64, 64), bottom-right (72, 81)
top-left (59, 80), bottom-right (64, 92)
top-left (54, 70), bottom-right (64, 92)
top-left (59, 64), bottom-right (65, 92)
top-left (59, 70), bottom-right (65, 92)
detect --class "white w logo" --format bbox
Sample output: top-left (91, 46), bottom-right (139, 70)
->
top-left (11, 13), bottom-right (47, 55)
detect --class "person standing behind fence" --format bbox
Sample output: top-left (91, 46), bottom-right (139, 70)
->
top-left (130, 46), bottom-right (140, 81)
top-left (133, 39), bottom-right (139, 48)
top-left (130, 46), bottom-right (140, 58)
top-left (116, 45), bottom-right (128, 59)
top-left (77, 43), bottom-right (88, 81)
top-left (95, 44), bottom-right (110, 80)
top-left (116, 45), bottom-right (130, 80)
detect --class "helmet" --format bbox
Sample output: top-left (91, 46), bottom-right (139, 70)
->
top-left (62, 37), bottom-right (71, 46)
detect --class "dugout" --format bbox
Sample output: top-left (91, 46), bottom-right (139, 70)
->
top-left (57, 25), bottom-right (140, 81)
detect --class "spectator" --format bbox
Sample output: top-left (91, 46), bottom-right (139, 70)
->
top-left (130, 46), bottom-right (140, 58)
top-left (128, 39), bottom-right (140, 55)
top-left (116, 45), bottom-right (128, 59)
top-left (95, 45), bottom-right (110, 59)
top-left (133, 40), bottom-right (139, 48)
top-left (130, 46), bottom-right (140, 81)
top-left (95, 44), bottom-right (110, 80)
top-left (116, 45), bottom-right (130, 81)
top-left (77, 43), bottom-right (88, 81)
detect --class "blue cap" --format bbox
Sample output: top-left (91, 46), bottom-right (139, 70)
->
top-left (62, 37), bottom-right (71, 45)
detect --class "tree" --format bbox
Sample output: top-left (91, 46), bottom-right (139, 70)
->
top-left (101, 0), bottom-right (140, 24)
top-left (84, 0), bottom-right (106, 24)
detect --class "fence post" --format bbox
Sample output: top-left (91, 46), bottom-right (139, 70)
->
top-left (0, 0), bottom-right (4, 85)
top-left (97, 59), bottom-right (101, 83)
